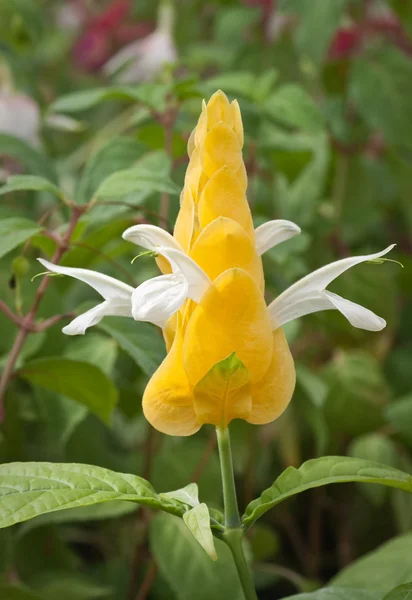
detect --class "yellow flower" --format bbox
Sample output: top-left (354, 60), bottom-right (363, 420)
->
top-left (41, 91), bottom-right (394, 437)
top-left (140, 90), bottom-right (296, 435)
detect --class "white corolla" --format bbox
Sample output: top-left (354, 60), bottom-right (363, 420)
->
top-left (38, 222), bottom-right (394, 336)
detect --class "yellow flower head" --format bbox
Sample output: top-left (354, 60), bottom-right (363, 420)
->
top-left (143, 90), bottom-right (295, 435)
top-left (42, 90), bottom-right (394, 437)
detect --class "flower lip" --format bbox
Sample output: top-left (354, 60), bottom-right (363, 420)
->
top-left (254, 220), bottom-right (301, 255)
top-left (37, 258), bottom-right (134, 300)
top-left (36, 258), bottom-right (134, 335)
top-left (268, 244), bottom-right (395, 332)
top-left (122, 223), bottom-right (183, 251)
top-left (131, 272), bottom-right (188, 328)
top-left (158, 247), bottom-right (211, 303)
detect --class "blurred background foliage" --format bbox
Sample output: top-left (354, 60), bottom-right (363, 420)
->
top-left (0, 0), bottom-right (412, 598)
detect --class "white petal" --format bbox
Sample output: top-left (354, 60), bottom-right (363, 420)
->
top-left (131, 273), bottom-right (187, 328)
top-left (254, 220), bottom-right (301, 255)
top-left (62, 300), bottom-right (132, 335)
top-left (324, 291), bottom-right (386, 331)
top-left (0, 94), bottom-right (40, 146)
top-left (37, 259), bottom-right (133, 302)
top-left (270, 292), bottom-right (333, 327)
top-left (158, 247), bottom-right (210, 303)
top-left (103, 39), bottom-right (145, 75)
top-left (122, 224), bottom-right (183, 252)
top-left (269, 245), bottom-right (395, 331)
top-left (277, 245), bottom-right (395, 297)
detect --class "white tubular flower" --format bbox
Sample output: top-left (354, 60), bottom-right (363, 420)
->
top-left (254, 220), bottom-right (301, 255)
top-left (268, 245), bottom-right (395, 332)
top-left (103, 30), bottom-right (177, 83)
top-left (0, 93), bottom-right (40, 147)
top-left (122, 224), bottom-right (183, 252)
top-left (128, 235), bottom-right (211, 327)
top-left (37, 259), bottom-right (134, 335)
top-left (38, 244), bottom-right (211, 334)
top-left (123, 224), bottom-right (211, 303)
top-left (131, 273), bottom-right (188, 328)
top-left (103, 1), bottom-right (176, 83)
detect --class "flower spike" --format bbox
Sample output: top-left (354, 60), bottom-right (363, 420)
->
top-left (39, 91), bottom-right (395, 437)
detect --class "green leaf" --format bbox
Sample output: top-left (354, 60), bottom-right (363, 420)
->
top-left (0, 462), bottom-right (186, 529)
top-left (0, 134), bottom-right (57, 182)
top-left (264, 84), bottom-right (325, 133)
top-left (75, 137), bottom-right (147, 204)
top-left (242, 456), bottom-right (412, 528)
top-left (152, 438), bottom-right (222, 507)
top-left (201, 72), bottom-right (257, 99)
top-left (349, 47), bottom-right (412, 151)
top-left (286, 589), bottom-right (383, 600)
top-left (18, 358), bottom-right (118, 424)
top-left (260, 128), bottom-right (330, 226)
top-left (295, 365), bottom-right (329, 456)
top-left (331, 533), bottom-right (412, 592)
top-left (389, 0), bottom-right (412, 38)
top-left (215, 6), bottom-right (260, 46)
top-left (51, 84), bottom-right (170, 114)
top-left (286, 0), bottom-right (348, 66)
top-left (29, 571), bottom-right (112, 600)
top-left (383, 583), bottom-right (412, 600)
top-left (95, 161), bottom-right (179, 199)
top-left (183, 503), bottom-right (217, 561)
top-left (32, 389), bottom-right (88, 451)
top-left (0, 218), bottom-right (42, 259)
top-left (348, 434), bottom-right (398, 505)
top-left (385, 395), bottom-right (412, 445)
top-left (99, 318), bottom-right (165, 377)
top-left (19, 499), bottom-right (137, 535)
top-left (0, 585), bottom-right (42, 600)
top-left (161, 483), bottom-right (200, 508)
top-left (60, 218), bottom-right (132, 270)
top-left (323, 351), bottom-right (389, 437)
top-left (287, 133), bottom-right (329, 226)
top-left (0, 175), bottom-right (62, 199)
top-left (150, 513), bottom-right (244, 600)
top-left (64, 333), bottom-right (118, 376)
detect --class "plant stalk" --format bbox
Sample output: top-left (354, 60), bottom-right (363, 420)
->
top-left (216, 426), bottom-right (240, 529)
top-left (224, 530), bottom-right (258, 600)
top-left (0, 205), bottom-right (84, 417)
top-left (216, 427), bottom-right (258, 600)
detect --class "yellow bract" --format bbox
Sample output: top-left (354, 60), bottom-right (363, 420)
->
top-left (143, 316), bottom-right (200, 437)
top-left (190, 218), bottom-right (264, 289)
top-left (183, 268), bottom-right (273, 387)
top-left (143, 90), bottom-right (296, 435)
top-left (198, 166), bottom-right (254, 238)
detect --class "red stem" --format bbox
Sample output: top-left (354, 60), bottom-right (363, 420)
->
top-left (0, 205), bottom-right (85, 417)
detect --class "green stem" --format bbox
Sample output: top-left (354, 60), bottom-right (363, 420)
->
top-left (224, 529), bottom-right (258, 600)
top-left (216, 427), bottom-right (240, 529)
top-left (216, 427), bottom-right (258, 600)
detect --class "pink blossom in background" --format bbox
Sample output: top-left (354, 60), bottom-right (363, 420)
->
top-left (72, 0), bottom-right (153, 72)
top-left (328, 1), bottom-right (412, 60)
top-left (103, 1), bottom-right (177, 83)
top-left (244, 0), bottom-right (274, 32)
top-left (103, 29), bottom-right (177, 82)
top-left (328, 26), bottom-right (363, 60)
